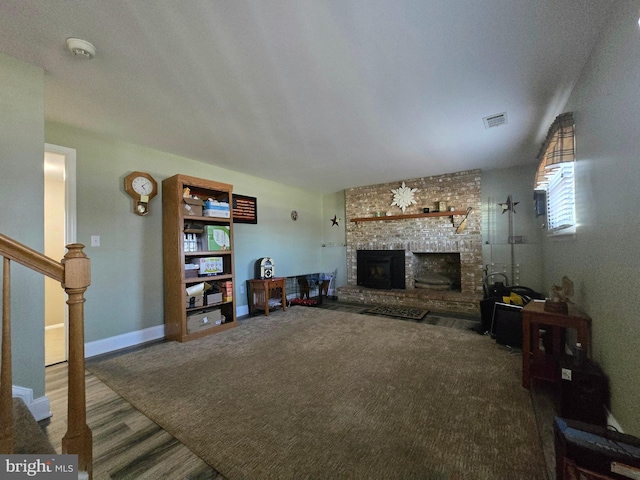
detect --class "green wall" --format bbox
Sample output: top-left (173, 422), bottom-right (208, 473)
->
top-left (542, 0), bottom-right (640, 435)
top-left (45, 123), bottom-right (324, 343)
top-left (320, 190), bottom-right (347, 292)
top-left (0, 53), bottom-right (46, 397)
top-left (481, 164), bottom-right (544, 293)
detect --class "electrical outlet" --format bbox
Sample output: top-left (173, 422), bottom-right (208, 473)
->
top-left (239, 284), bottom-right (245, 294)
top-left (91, 235), bottom-right (100, 247)
top-left (561, 368), bottom-right (572, 381)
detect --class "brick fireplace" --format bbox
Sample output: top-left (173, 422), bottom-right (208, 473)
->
top-left (338, 170), bottom-right (483, 316)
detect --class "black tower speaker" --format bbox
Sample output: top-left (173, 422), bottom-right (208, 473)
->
top-left (560, 358), bottom-right (609, 427)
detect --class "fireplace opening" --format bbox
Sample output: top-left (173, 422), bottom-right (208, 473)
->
top-left (357, 250), bottom-right (405, 290)
top-left (413, 252), bottom-right (461, 291)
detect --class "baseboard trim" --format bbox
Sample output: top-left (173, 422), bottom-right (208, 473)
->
top-left (85, 324), bottom-right (165, 358)
top-left (85, 306), bottom-right (250, 357)
top-left (607, 408), bottom-right (624, 433)
top-left (12, 386), bottom-right (51, 421)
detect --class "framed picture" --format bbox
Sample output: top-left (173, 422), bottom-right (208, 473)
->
top-left (232, 194), bottom-right (257, 224)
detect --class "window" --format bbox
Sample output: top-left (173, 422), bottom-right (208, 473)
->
top-left (545, 163), bottom-right (576, 233)
top-left (534, 113), bottom-right (576, 235)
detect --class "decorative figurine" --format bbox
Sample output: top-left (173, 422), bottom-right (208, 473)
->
top-left (545, 276), bottom-right (574, 314)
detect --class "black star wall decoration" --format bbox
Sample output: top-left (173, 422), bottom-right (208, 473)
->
top-left (498, 197), bottom-right (519, 214)
top-left (331, 215), bottom-right (340, 226)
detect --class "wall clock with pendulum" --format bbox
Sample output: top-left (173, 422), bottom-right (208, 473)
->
top-left (124, 171), bottom-right (158, 216)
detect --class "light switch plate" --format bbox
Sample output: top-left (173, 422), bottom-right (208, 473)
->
top-left (561, 368), bottom-right (572, 381)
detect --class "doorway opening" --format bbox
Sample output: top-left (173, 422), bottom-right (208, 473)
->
top-left (44, 144), bottom-right (76, 366)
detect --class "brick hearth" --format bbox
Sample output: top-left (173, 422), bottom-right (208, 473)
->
top-left (339, 170), bottom-right (483, 316)
top-left (338, 285), bottom-right (481, 316)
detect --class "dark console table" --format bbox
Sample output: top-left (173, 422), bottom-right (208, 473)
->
top-left (522, 301), bottom-right (591, 389)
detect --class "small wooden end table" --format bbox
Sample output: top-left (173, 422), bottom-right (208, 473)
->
top-left (522, 301), bottom-right (591, 389)
top-left (248, 277), bottom-right (287, 316)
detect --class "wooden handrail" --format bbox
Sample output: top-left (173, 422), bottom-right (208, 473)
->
top-left (0, 235), bottom-right (92, 478)
top-left (0, 234), bottom-right (64, 282)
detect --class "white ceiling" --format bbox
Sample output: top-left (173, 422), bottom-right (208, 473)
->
top-left (0, 1), bottom-right (615, 193)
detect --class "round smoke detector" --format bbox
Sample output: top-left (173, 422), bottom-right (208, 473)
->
top-left (66, 38), bottom-right (96, 59)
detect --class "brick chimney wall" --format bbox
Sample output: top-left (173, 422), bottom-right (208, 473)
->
top-left (345, 170), bottom-right (483, 296)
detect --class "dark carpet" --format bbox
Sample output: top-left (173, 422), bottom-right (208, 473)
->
top-left (87, 306), bottom-right (546, 479)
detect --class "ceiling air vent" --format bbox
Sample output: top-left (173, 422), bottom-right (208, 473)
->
top-left (483, 112), bottom-right (507, 129)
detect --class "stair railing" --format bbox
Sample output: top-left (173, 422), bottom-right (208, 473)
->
top-left (0, 233), bottom-right (92, 479)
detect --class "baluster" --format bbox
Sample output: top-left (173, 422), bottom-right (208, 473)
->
top-left (0, 258), bottom-right (13, 453)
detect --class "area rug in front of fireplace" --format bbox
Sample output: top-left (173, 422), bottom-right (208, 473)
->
top-left (365, 304), bottom-right (429, 320)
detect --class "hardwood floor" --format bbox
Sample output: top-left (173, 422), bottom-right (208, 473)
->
top-left (43, 363), bottom-right (224, 479)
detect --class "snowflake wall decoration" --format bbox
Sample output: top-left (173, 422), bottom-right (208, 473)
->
top-left (390, 182), bottom-right (418, 213)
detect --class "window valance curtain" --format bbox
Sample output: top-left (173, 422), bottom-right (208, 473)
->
top-left (534, 112), bottom-right (575, 188)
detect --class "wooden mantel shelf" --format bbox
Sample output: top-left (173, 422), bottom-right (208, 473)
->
top-left (350, 210), bottom-right (467, 223)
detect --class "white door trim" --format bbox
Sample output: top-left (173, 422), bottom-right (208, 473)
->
top-left (45, 143), bottom-right (77, 244)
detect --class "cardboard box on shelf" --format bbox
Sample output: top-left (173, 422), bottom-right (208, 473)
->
top-left (185, 282), bottom-right (212, 308)
top-left (185, 263), bottom-right (199, 278)
top-left (186, 309), bottom-right (222, 334)
top-left (197, 257), bottom-right (224, 276)
top-left (183, 197), bottom-right (205, 216)
top-left (203, 225), bottom-right (230, 251)
top-left (222, 281), bottom-right (233, 301)
top-left (186, 294), bottom-right (204, 309)
top-left (203, 200), bottom-right (230, 218)
top-left (206, 292), bottom-right (223, 305)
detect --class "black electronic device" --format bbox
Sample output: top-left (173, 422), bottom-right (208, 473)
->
top-left (554, 417), bottom-right (640, 479)
top-left (491, 302), bottom-right (523, 348)
top-left (560, 357), bottom-right (610, 427)
top-left (479, 297), bottom-right (499, 334)
top-left (479, 285), bottom-right (544, 335)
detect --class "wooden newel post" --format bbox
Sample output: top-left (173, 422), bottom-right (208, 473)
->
top-left (60, 244), bottom-right (92, 479)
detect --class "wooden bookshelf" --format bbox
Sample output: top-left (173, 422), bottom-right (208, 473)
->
top-left (162, 174), bottom-right (237, 342)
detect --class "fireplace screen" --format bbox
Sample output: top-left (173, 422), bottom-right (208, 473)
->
top-left (357, 250), bottom-right (405, 289)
